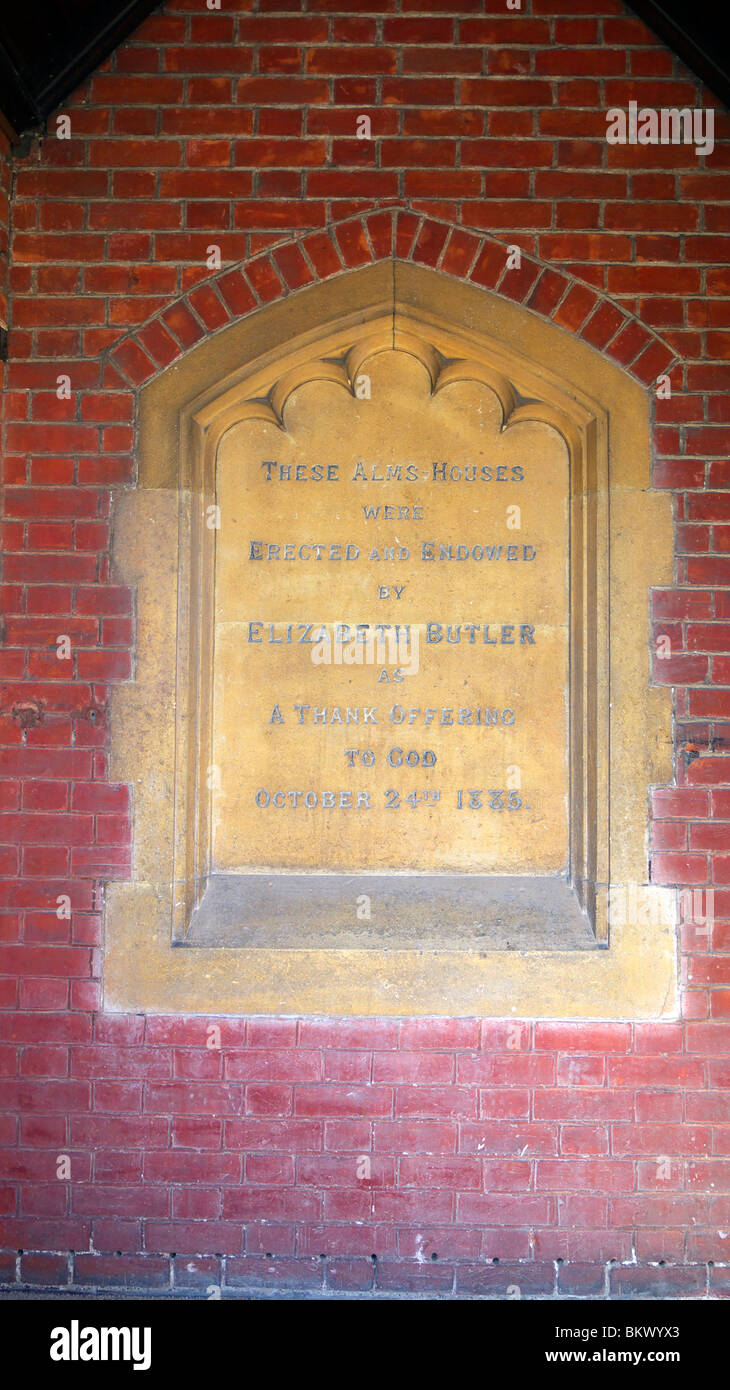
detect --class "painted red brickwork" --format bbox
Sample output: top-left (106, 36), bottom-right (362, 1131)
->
top-left (1, 0), bottom-right (730, 1297)
top-left (0, 126), bottom-right (10, 426)
top-left (0, 128), bottom-right (9, 334)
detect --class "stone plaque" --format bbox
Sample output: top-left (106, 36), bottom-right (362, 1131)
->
top-left (109, 266), bottom-right (676, 1010)
top-left (212, 350), bottom-right (569, 875)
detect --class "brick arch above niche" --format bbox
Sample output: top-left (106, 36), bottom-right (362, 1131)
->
top-left (105, 257), bottom-right (676, 1019)
top-left (106, 208), bottom-right (679, 407)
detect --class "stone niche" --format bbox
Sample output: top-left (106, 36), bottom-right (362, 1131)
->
top-left (106, 262), bottom-right (677, 1017)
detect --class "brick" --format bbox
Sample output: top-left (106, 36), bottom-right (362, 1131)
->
top-left (686, 1024), bottom-right (730, 1054)
top-left (272, 243), bottom-right (315, 291)
top-left (109, 340), bottom-right (156, 387)
top-left (224, 1119), bottom-right (321, 1152)
top-left (557, 1261), bottom-right (605, 1296)
top-left (375, 1260), bottom-right (454, 1293)
top-left (146, 1151), bottom-right (240, 1184)
top-left (145, 1018), bottom-right (244, 1047)
top-left (226, 1254), bottom-right (321, 1287)
top-left (537, 1159), bottom-right (635, 1192)
top-left (161, 301), bottom-right (206, 349)
top-left (651, 853), bottom-right (709, 885)
top-left (469, 241), bottom-right (507, 290)
top-left (528, 268), bottom-right (570, 317)
top-left (145, 1082), bottom-right (241, 1116)
top-left (73, 1254), bottom-right (170, 1288)
top-left (400, 1019), bottom-right (480, 1050)
top-left (399, 1156), bottom-right (480, 1189)
top-left (295, 1086), bottom-right (392, 1118)
top-left (461, 1054), bottom-right (556, 1085)
top-left (246, 1084), bottom-right (292, 1116)
top-left (323, 1050), bottom-right (370, 1084)
top-left (334, 219), bottom-right (372, 268)
top-left (535, 1023), bottom-right (632, 1052)
top-left (559, 1124), bottom-right (608, 1156)
top-left (71, 783), bottom-right (130, 814)
top-left (300, 231), bottom-right (343, 281)
top-left (457, 1193), bottom-right (551, 1225)
top-left (72, 1046), bottom-right (170, 1080)
top-left (373, 1052), bottom-right (454, 1084)
top-left (20, 1253), bottom-right (69, 1285)
top-left (535, 1090), bottom-right (634, 1122)
top-left (323, 1119), bottom-right (371, 1151)
top-left (439, 228), bottom-right (481, 278)
top-left (411, 219), bottom-right (449, 267)
top-left (455, 1261), bottom-right (554, 1296)
top-left (136, 319), bottom-right (182, 369)
top-left (609, 1265), bottom-right (706, 1298)
top-left (298, 1019), bottom-right (399, 1049)
top-left (245, 1154), bottom-right (295, 1184)
top-left (325, 1257), bottom-right (374, 1292)
top-left (223, 1187), bottom-right (321, 1222)
top-left (187, 283), bottom-right (229, 332)
top-left (553, 283), bottom-right (599, 332)
top-left (0, 814), bottom-right (93, 846)
top-left (609, 1056), bottom-right (706, 1088)
top-left (224, 1050), bottom-right (321, 1082)
top-left (373, 1120), bottom-right (456, 1153)
top-left (395, 1087), bottom-right (477, 1120)
top-left (245, 257), bottom-right (285, 303)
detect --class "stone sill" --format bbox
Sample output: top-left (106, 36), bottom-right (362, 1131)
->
top-left (182, 873), bottom-right (598, 952)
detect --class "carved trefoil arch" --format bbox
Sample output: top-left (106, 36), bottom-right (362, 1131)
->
top-left (107, 261), bottom-right (676, 1018)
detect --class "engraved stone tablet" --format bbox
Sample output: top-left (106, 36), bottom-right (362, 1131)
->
top-left (212, 350), bottom-right (569, 876)
top-left (109, 269), bottom-right (676, 1006)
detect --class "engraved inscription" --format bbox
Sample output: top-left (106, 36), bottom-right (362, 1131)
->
top-left (212, 351), bottom-right (569, 873)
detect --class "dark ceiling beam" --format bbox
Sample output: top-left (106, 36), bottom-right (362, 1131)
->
top-left (625, 0), bottom-right (729, 109)
top-left (32, 1), bottom-right (164, 122)
top-left (0, 0), bottom-right (162, 142)
top-left (0, 44), bottom-right (42, 139)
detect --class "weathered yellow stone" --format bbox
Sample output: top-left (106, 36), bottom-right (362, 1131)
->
top-left (213, 351), bottom-right (569, 873)
top-left (105, 263), bottom-right (676, 1017)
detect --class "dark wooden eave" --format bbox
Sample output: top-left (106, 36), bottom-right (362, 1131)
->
top-left (625, 0), bottom-right (729, 109)
top-left (0, 0), bottom-right (161, 141)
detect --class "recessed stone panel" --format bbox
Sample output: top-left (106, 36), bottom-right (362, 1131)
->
top-left (213, 351), bottom-right (569, 875)
top-left (105, 264), bottom-right (676, 1017)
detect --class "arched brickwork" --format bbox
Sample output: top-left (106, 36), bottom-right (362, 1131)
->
top-left (107, 206), bottom-right (679, 398)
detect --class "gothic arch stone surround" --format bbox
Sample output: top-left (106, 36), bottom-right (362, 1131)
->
top-left (103, 215), bottom-right (676, 1018)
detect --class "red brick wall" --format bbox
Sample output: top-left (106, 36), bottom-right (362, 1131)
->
top-left (0, 127), bottom-right (9, 330)
top-left (1, 0), bottom-right (730, 1298)
top-left (0, 124), bottom-right (10, 419)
